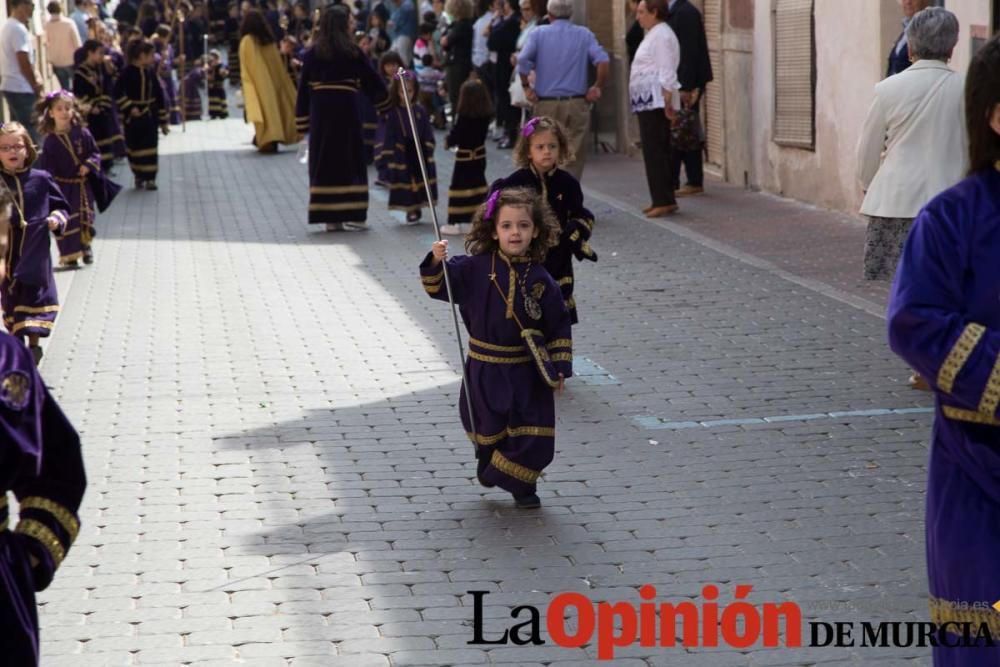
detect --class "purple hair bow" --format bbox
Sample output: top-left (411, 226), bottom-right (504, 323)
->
top-left (521, 117), bottom-right (540, 137)
top-left (484, 189), bottom-right (502, 220)
top-left (46, 89), bottom-right (74, 101)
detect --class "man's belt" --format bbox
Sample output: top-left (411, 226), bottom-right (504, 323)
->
top-left (537, 95), bottom-right (586, 101)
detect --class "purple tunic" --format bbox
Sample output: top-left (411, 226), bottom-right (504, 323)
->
top-left (114, 65), bottom-right (167, 183)
top-left (376, 105), bottom-right (438, 214)
top-left (72, 62), bottom-right (122, 170)
top-left (155, 45), bottom-right (182, 125)
top-left (207, 63), bottom-right (229, 119)
top-left (499, 167), bottom-right (597, 325)
top-left (887, 167), bottom-right (1000, 664)
top-left (0, 168), bottom-right (70, 338)
top-left (419, 250), bottom-right (572, 495)
top-left (294, 48), bottom-right (389, 225)
top-left (37, 127), bottom-right (102, 264)
top-left (0, 331), bottom-right (87, 666)
top-left (182, 68), bottom-right (205, 121)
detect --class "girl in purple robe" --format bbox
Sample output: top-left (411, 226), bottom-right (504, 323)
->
top-left (502, 116), bottom-right (597, 325)
top-left (887, 36), bottom-right (1000, 665)
top-left (182, 65), bottom-right (206, 121)
top-left (376, 70), bottom-right (437, 224)
top-left (373, 50), bottom-right (404, 188)
top-left (114, 39), bottom-right (169, 190)
top-left (36, 91), bottom-right (103, 268)
top-left (73, 40), bottom-right (122, 173)
top-left (442, 78), bottom-right (494, 234)
top-left (0, 122), bottom-right (71, 365)
top-left (153, 26), bottom-right (183, 125)
top-left (419, 186), bottom-right (571, 508)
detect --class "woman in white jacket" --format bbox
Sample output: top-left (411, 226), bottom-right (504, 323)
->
top-left (857, 7), bottom-right (966, 282)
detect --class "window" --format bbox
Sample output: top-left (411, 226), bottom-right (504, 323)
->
top-left (772, 0), bottom-right (815, 149)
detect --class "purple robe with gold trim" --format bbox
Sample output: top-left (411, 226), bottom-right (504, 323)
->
top-left (37, 127), bottom-right (102, 265)
top-left (0, 168), bottom-right (70, 339)
top-left (377, 105), bottom-right (438, 214)
top-left (887, 167), bottom-right (1000, 664)
top-left (498, 167), bottom-right (597, 325)
top-left (295, 48), bottom-right (389, 225)
top-left (419, 250), bottom-right (572, 496)
top-left (0, 331), bottom-right (87, 666)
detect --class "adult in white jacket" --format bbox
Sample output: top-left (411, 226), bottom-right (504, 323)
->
top-left (856, 6), bottom-right (967, 283)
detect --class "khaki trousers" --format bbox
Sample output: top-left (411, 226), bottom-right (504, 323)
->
top-left (533, 97), bottom-right (591, 180)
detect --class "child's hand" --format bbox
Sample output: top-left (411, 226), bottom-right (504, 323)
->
top-left (78, 165), bottom-right (90, 177)
top-left (161, 125), bottom-right (170, 136)
top-left (431, 239), bottom-right (448, 263)
top-left (46, 216), bottom-right (61, 231)
top-left (131, 107), bottom-right (141, 117)
top-left (556, 373), bottom-right (565, 393)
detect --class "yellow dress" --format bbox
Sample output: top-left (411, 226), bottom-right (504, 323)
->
top-left (239, 35), bottom-right (298, 148)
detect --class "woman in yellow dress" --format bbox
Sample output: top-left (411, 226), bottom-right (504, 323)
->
top-left (239, 9), bottom-right (298, 153)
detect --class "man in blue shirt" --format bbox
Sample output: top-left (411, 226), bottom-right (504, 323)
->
top-left (517, 0), bottom-right (609, 179)
top-left (386, 0), bottom-right (418, 66)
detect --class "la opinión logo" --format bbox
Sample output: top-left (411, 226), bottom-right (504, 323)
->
top-left (466, 586), bottom-right (997, 660)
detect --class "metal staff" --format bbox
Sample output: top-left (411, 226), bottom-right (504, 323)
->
top-left (178, 9), bottom-right (187, 132)
top-left (396, 67), bottom-right (478, 455)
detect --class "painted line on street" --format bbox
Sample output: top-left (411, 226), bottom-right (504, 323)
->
top-left (574, 357), bottom-right (620, 385)
top-left (634, 406), bottom-right (934, 430)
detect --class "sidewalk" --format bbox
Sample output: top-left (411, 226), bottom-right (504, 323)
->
top-left (35, 119), bottom-right (930, 666)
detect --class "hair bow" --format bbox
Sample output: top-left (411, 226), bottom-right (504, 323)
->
top-left (521, 117), bottom-right (540, 137)
top-left (484, 189), bottom-right (502, 220)
top-left (46, 89), bottom-right (74, 101)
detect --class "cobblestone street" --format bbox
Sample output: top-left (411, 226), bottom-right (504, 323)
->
top-left (36, 115), bottom-right (934, 666)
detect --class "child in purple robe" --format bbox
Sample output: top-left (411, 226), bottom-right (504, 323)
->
top-left (373, 50), bottom-right (404, 188)
top-left (35, 91), bottom-right (103, 268)
top-left (0, 197), bottom-right (87, 659)
top-left (0, 122), bottom-right (71, 365)
top-left (73, 40), bottom-right (121, 172)
top-left (153, 26), bottom-right (182, 125)
top-left (442, 78), bottom-right (493, 235)
top-left (501, 116), bottom-right (597, 325)
top-left (182, 65), bottom-right (206, 121)
top-left (419, 186), bottom-right (571, 509)
top-left (114, 39), bottom-right (169, 190)
top-left (376, 70), bottom-right (437, 224)
top-left (206, 50), bottom-right (230, 119)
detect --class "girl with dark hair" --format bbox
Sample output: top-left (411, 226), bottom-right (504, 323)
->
top-left (418, 186), bottom-right (569, 509)
top-left (373, 50), bottom-right (406, 187)
top-left (886, 35), bottom-right (1000, 666)
top-left (295, 4), bottom-right (389, 231)
top-left (442, 78), bottom-right (494, 234)
top-left (73, 39), bottom-right (121, 172)
top-left (240, 8), bottom-right (298, 152)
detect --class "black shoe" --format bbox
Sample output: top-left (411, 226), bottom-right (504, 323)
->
top-left (514, 493), bottom-right (541, 509)
top-left (83, 248), bottom-right (94, 265)
top-left (145, 181), bottom-right (158, 191)
top-left (29, 345), bottom-right (43, 366)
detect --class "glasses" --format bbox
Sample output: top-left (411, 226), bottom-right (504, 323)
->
top-left (0, 144), bottom-right (27, 153)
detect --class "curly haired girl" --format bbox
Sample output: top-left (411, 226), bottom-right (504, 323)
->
top-left (418, 186), bottom-right (571, 509)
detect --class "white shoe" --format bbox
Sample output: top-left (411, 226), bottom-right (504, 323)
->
top-left (343, 221), bottom-right (369, 231)
top-left (440, 224), bottom-right (464, 235)
top-left (325, 223), bottom-right (344, 231)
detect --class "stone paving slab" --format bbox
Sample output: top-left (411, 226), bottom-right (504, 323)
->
top-left (32, 113), bottom-right (933, 666)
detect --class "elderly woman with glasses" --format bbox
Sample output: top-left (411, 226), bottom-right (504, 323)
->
top-left (887, 34), bottom-right (1000, 664)
top-left (856, 7), bottom-right (967, 389)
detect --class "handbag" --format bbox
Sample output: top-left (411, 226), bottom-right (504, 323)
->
top-left (509, 70), bottom-right (530, 109)
top-left (671, 106), bottom-right (703, 152)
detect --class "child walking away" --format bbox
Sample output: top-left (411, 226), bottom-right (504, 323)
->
top-left (375, 71), bottom-right (437, 224)
top-left (182, 64), bottom-right (206, 121)
top-left (500, 116), bottom-right (597, 324)
top-left (114, 38), bottom-right (169, 190)
top-left (206, 50), bottom-right (230, 118)
top-left (73, 40), bottom-right (123, 173)
top-left (442, 79), bottom-right (493, 235)
top-left (373, 50), bottom-right (404, 188)
top-left (36, 91), bottom-right (120, 268)
top-left (419, 187), bottom-right (571, 508)
top-left (0, 122), bottom-right (72, 365)
top-left (152, 26), bottom-right (182, 125)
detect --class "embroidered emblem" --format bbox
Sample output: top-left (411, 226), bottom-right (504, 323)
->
top-left (531, 282), bottom-right (545, 300)
top-left (0, 371), bottom-right (31, 410)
